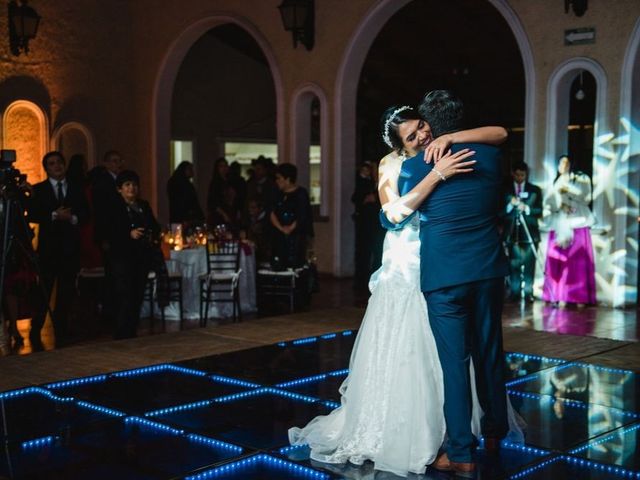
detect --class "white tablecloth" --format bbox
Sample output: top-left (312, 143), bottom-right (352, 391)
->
top-left (145, 245), bottom-right (256, 321)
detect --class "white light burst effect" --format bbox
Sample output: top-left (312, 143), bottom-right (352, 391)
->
top-left (590, 118), bottom-right (639, 306)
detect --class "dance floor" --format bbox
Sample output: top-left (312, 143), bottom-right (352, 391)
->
top-left (0, 328), bottom-right (638, 479)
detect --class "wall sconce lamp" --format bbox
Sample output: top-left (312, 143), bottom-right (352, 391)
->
top-left (564, 0), bottom-right (588, 17)
top-left (8, 0), bottom-right (41, 56)
top-left (278, 0), bottom-right (314, 51)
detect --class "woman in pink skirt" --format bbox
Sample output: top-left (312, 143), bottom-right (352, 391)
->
top-left (542, 155), bottom-right (596, 307)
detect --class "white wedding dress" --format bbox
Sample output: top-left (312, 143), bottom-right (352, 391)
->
top-left (289, 212), bottom-right (485, 476)
top-left (289, 153), bottom-right (523, 477)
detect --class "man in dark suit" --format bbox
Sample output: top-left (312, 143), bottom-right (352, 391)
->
top-left (29, 151), bottom-right (88, 345)
top-left (381, 91), bottom-right (509, 474)
top-left (89, 150), bottom-right (123, 328)
top-left (91, 150), bottom-right (124, 247)
top-left (502, 161), bottom-right (542, 302)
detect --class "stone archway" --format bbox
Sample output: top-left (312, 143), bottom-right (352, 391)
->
top-left (51, 121), bottom-right (96, 168)
top-left (152, 15), bottom-right (284, 218)
top-left (2, 100), bottom-right (49, 184)
top-left (332, 0), bottom-right (535, 276)
top-left (290, 83), bottom-right (329, 217)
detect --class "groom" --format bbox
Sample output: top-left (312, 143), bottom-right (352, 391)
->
top-left (381, 90), bottom-right (509, 475)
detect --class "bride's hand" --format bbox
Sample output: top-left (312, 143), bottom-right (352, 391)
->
top-left (424, 134), bottom-right (454, 164)
top-left (431, 148), bottom-right (476, 180)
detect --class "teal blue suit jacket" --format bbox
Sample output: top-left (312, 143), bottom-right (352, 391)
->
top-left (380, 143), bottom-right (508, 292)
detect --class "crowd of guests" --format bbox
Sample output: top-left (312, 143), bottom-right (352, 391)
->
top-left (0, 151), bottom-right (315, 353)
top-left (352, 154), bottom-right (597, 307)
top-left (167, 155), bottom-right (314, 268)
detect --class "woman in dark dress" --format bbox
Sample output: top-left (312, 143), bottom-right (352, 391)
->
top-left (167, 161), bottom-right (204, 226)
top-left (206, 157), bottom-right (231, 225)
top-left (270, 163), bottom-right (314, 268)
top-left (106, 170), bottom-right (161, 339)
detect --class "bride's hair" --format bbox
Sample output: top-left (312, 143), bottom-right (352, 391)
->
top-left (380, 105), bottom-right (421, 151)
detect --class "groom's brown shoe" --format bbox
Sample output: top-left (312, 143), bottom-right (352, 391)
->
top-left (432, 452), bottom-right (451, 471)
top-left (432, 453), bottom-right (476, 477)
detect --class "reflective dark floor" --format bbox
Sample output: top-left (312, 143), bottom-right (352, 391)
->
top-left (1, 331), bottom-right (638, 479)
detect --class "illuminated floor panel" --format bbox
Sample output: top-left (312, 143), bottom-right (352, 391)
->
top-left (151, 390), bottom-right (335, 451)
top-left (0, 417), bottom-right (243, 480)
top-left (508, 362), bottom-right (639, 412)
top-left (0, 330), bottom-right (637, 479)
top-left (45, 365), bottom-right (256, 415)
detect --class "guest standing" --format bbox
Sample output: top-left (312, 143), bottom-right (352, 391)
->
top-left (206, 157), bottom-right (231, 225)
top-left (246, 156), bottom-right (277, 214)
top-left (90, 150), bottom-right (124, 329)
top-left (28, 151), bottom-right (88, 345)
top-left (167, 161), bottom-right (204, 225)
top-left (67, 154), bottom-right (103, 268)
top-left (270, 163), bottom-right (314, 269)
top-left (105, 170), bottom-right (160, 339)
top-left (502, 161), bottom-right (542, 302)
top-left (542, 155), bottom-right (596, 307)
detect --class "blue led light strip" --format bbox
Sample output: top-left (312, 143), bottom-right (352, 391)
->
top-left (276, 373), bottom-right (331, 388)
top-left (570, 423), bottom-right (640, 454)
top-left (166, 364), bottom-right (208, 377)
top-left (562, 455), bottom-right (640, 478)
top-left (112, 364), bottom-right (172, 377)
top-left (212, 388), bottom-right (269, 403)
top-left (186, 433), bottom-right (243, 453)
top-left (510, 454), bottom-right (640, 478)
top-left (145, 399), bottom-right (214, 417)
top-left (277, 329), bottom-right (353, 347)
top-left (509, 456), bottom-right (564, 479)
top-left (184, 453), bottom-right (330, 479)
top-left (496, 440), bottom-right (548, 456)
top-left (266, 388), bottom-right (323, 404)
top-left (0, 386), bottom-right (73, 403)
top-left (506, 352), bottom-right (565, 363)
top-left (209, 375), bottom-right (261, 388)
top-left (292, 336), bottom-right (318, 345)
top-left (21, 435), bottom-right (56, 449)
top-left (125, 416), bottom-right (184, 435)
top-left (278, 444), bottom-right (308, 454)
top-left (112, 363), bottom-right (207, 378)
top-left (45, 374), bottom-right (108, 389)
top-left (76, 400), bottom-right (126, 417)
top-left (276, 368), bottom-right (349, 388)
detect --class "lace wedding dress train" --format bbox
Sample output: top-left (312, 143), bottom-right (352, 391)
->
top-left (289, 215), bottom-right (488, 476)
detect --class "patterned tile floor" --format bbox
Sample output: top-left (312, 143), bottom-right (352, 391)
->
top-left (1, 331), bottom-right (638, 479)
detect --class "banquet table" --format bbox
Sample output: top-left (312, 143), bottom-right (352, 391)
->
top-left (143, 245), bottom-right (257, 321)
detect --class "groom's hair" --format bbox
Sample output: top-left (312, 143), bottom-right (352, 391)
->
top-left (418, 90), bottom-right (464, 138)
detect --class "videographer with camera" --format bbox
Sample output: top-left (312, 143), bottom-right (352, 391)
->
top-left (28, 151), bottom-right (89, 347)
top-left (502, 161), bottom-right (542, 303)
top-left (105, 170), bottom-right (162, 339)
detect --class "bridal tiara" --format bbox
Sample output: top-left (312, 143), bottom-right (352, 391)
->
top-left (382, 105), bottom-right (413, 148)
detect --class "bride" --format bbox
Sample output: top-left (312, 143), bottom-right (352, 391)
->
top-left (289, 105), bottom-right (519, 477)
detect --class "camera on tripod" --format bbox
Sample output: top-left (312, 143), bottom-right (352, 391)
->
top-left (0, 149), bottom-right (28, 200)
